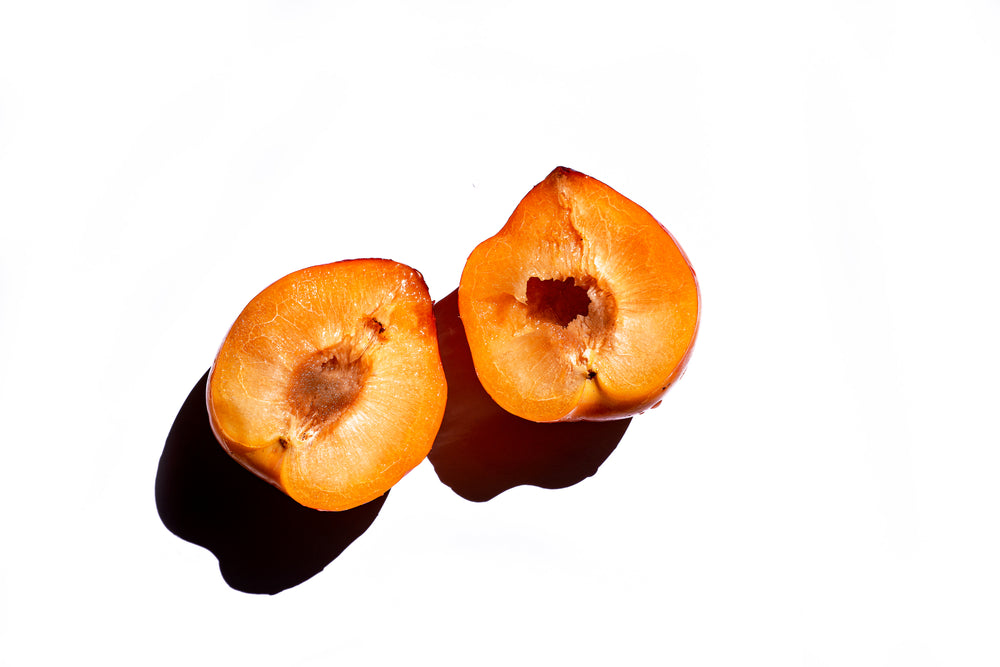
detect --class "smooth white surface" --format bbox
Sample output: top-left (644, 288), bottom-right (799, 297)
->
top-left (2, 1), bottom-right (999, 664)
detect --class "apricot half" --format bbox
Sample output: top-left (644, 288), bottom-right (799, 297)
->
top-left (207, 259), bottom-right (447, 511)
top-left (458, 167), bottom-right (699, 422)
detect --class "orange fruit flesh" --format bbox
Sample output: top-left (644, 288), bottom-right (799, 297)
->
top-left (458, 167), bottom-right (699, 423)
top-left (207, 259), bottom-right (447, 511)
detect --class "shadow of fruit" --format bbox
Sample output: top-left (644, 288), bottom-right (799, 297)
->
top-left (429, 291), bottom-right (630, 502)
top-left (156, 371), bottom-right (387, 595)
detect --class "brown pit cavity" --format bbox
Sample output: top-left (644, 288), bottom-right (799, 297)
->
top-left (526, 276), bottom-right (591, 327)
top-left (287, 345), bottom-right (369, 433)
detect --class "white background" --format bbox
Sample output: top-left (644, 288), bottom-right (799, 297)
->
top-left (2, 1), bottom-right (999, 665)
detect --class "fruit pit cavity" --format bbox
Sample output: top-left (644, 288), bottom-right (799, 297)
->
top-left (287, 345), bottom-right (370, 434)
top-left (525, 276), bottom-right (591, 327)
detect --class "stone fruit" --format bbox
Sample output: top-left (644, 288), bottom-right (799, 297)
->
top-left (207, 259), bottom-right (447, 511)
top-left (458, 167), bottom-right (699, 422)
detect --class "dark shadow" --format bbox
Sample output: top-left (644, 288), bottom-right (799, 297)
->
top-left (429, 290), bottom-right (630, 502)
top-left (156, 371), bottom-right (386, 595)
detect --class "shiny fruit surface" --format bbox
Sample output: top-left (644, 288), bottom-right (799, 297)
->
top-left (458, 167), bottom-right (699, 422)
top-left (207, 259), bottom-right (447, 511)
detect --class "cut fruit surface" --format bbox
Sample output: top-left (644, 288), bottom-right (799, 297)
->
top-left (458, 167), bottom-right (699, 422)
top-left (207, 259), bottom-right (447, 511)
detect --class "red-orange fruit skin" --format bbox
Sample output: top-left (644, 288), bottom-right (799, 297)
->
top-left (458, 167), bottom-right (700, 423)
top-left (206, 259), bottom-right (447, 511)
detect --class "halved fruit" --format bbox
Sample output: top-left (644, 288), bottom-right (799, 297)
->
top-left (207, 259), bottom-right (447, 511)
top-left (458, 167), bottom-right (699, 422)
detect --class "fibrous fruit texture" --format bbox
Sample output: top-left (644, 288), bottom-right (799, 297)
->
top-left (207, 259), bottom-right (447, 511)
top-left (458, 167), bottom-right (699, 422)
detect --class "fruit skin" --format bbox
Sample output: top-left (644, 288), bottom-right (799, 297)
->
top-left (458, 167), bottom-right (700, 423)
top-left (207, 259), bottom-right (447, 511)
